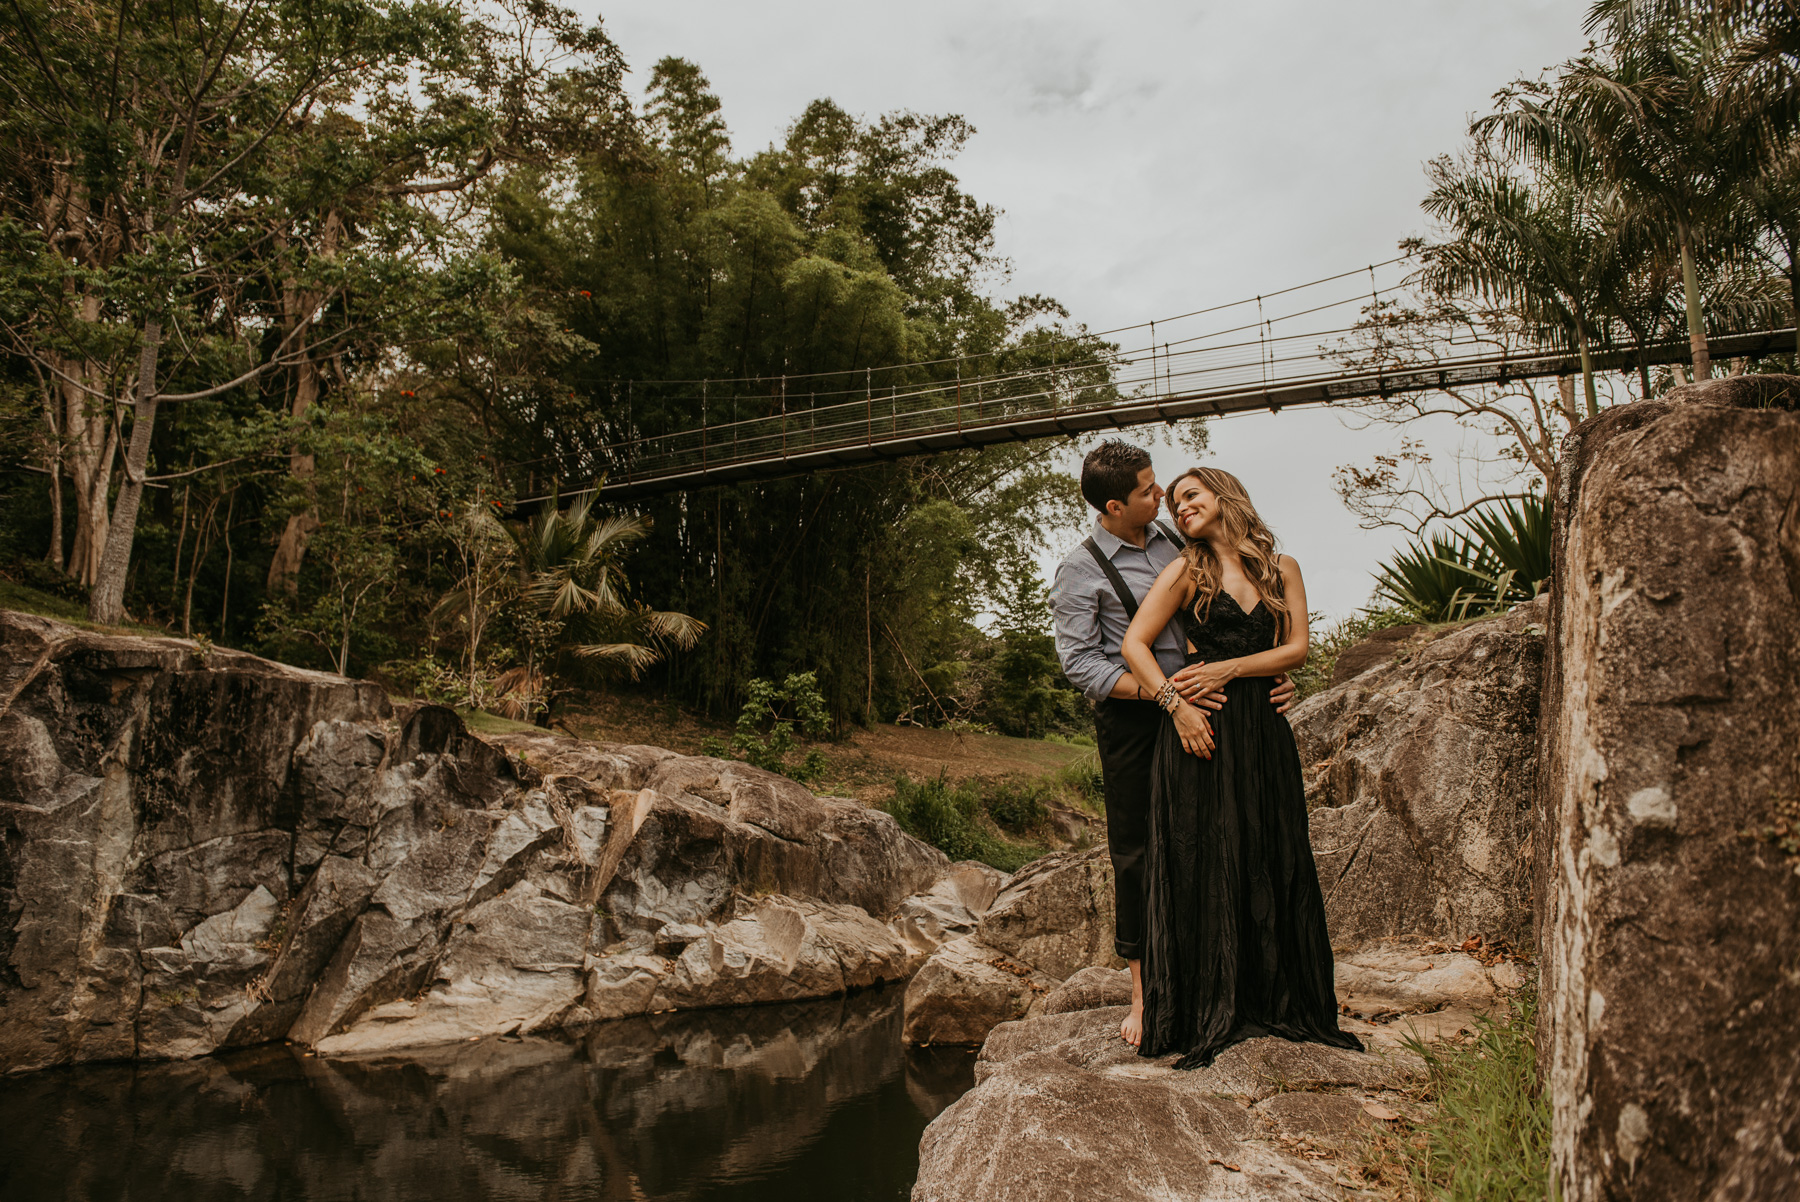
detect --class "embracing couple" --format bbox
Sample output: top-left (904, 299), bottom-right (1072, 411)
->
top-left (1049, 441), bottom-right (1359, 1068)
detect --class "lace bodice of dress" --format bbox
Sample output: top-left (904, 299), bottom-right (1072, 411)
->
top-left (1180, 590), bottom-right (1278, 664)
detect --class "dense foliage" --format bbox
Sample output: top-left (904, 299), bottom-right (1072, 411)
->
top-left (0, 2), bottom-right (1107, 730)
top-left (1373, 496), bottom-right (1551, 623)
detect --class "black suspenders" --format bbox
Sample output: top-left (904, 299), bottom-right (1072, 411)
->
top-left (1082, 521), bottom-right (1184, 618)
top-left (1083, 537), bottom-right (1140, 618)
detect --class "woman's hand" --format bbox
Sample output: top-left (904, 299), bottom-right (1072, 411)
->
top-left (1172, 702), bottom-right (1214, 759)
top-left (1183, 659), bottom-right (1238, 696)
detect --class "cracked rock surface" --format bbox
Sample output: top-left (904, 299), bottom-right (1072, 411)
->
top-left (1291, 597), bottom-right (1546, 948)
top-left (1537, 375), bottom-right (1800, 1199)
top-left (0, 613), bottom-right (961, 1071)
top-left (910, 949), bottom-right (1492, 1202)
top-left (901, 847), bottom-right (1124, 1047)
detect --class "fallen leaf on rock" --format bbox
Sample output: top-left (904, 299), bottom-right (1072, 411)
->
top-left (1206, 1159), bottom-right (1241, 1172)
top-left (1362, 1101), bottom-right (1402, 1121)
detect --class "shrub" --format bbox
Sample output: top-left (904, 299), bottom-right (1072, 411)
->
top-left (1291, 606), bottom-right (1419, 702)
top-left (885, 774), bottom-right (1044, 872)
top-left (982, 779), bottom-right (1051, 833)
top-left (1047, 750), bottom-right (1105, 815)
top-left (1374, 496), bottom-right (1550, 622)
top-left (707, 671), bottom-right (831, 785)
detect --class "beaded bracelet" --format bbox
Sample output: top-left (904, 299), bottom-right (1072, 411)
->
top-left (1155, 679), bottom-right (1180, 713)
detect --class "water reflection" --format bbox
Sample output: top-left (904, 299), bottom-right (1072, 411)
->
top-left (0, 985), bottom-right (974, 1202)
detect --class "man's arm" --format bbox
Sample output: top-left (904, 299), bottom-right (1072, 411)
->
top-left (1049, 560), bottom-right (1127, 702)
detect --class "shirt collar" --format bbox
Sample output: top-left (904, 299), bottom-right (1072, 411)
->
top-left (1090, 518), bottom-right (1173, 558)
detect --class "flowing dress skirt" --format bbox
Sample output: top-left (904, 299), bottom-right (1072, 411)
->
top-left (1139, 674), bottom-right (1362, 1068)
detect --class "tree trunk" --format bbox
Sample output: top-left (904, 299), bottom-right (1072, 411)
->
top-left (88, 321), bottom-right (162, 625)
top-left (1784, 231), bottom-right (1798, 334)
top-left (1575, 317), bottom-right (1599, 418)
top-left (57, 349), bottom-right (119, 587)
top-left (45, 458), bottom-right (64, 573)
top-left (1678, 230), bottom-right (1711, 380)
top-left (1556, 375), bottom-right (1580, 426)
top-left (267, 214), bottom-right (340, 595)
top-left (38, 379), bottom-right (65, 571)
top-left (267, 502), bottom-right (321, 595)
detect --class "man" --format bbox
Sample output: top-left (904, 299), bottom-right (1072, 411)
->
top-left (1049, 441), bottom-right (1296, 1047)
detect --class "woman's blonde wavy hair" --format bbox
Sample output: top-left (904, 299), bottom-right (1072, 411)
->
top-left (1166, 466), bottom-right (1291, 643)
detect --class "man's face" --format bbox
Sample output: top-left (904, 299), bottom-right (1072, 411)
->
top-left (1109, 465), bottom-right (1163, 527)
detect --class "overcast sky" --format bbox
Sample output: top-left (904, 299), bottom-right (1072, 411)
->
top-left (590, 0), bottom-right (1590, 620)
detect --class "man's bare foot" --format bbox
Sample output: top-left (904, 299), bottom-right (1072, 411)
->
top-left (1120, 1000), bottom-right (1144, 1048)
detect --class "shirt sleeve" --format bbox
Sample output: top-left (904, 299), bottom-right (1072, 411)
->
top-left (1050, 557), bottom-right (1125, 702)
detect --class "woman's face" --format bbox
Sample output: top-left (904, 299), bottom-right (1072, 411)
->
top-left (1172, 477), bottom-right (1221, 538)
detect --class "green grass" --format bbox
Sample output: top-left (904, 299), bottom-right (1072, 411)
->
top-left (0, 575), bottom-right (166, 636)
top-left (456, 707), bottom-right (546, 736)
top-left (0, 577), bottom-right (90, 622)
top-left (1357, 988), bottom-right (1551, 1201)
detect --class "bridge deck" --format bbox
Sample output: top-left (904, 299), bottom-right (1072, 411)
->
top-left (593, 327), bottom-right (1794, 501)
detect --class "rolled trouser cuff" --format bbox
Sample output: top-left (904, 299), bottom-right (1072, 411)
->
top-left (1114, 939), bottom-right (1142, 961)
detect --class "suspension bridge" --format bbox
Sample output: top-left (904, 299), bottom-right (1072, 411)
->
top-left (565, 260), bottom-right (1795, 502)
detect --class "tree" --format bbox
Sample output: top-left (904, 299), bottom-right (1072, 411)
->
top-left (1417, 143), bottom-right (1617, 416)
top-left (1480, 13), bottom-right (1749, 378)
top-left (508, 491), bottom-right (703, 685)
top-left (985, 557), bottom-right (1080, 739)
top-left (0, 0), bottom-right (627, 623)
top-left (468, 64), bottom-right (1114, 725)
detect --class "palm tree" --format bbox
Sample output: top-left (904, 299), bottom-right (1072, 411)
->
top-left (1481, 20), bottom-right (1748, 379)
top-left (509, 490), bottom-right (705, 686)
top-left (1416, 144), bottom-right (1617, 416)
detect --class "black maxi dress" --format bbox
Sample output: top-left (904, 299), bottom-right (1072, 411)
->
top-left (1139, 591), bottom-right (1362, 1069)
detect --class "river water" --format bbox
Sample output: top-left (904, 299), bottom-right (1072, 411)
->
top-left (0, 985), bottom-right (975, 1201)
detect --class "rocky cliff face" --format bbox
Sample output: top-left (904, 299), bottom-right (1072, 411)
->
top-left (1537, 374), bottom-right (1800, 1199)
top-left (1292, 598), bottom-right (1546, 948)
top-left (0, 612), bottom-right (954, 1073)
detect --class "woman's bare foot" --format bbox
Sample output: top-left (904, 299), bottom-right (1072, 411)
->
top-left (1121, 959), bottom-right (1145, 1047)
top-left (1120, 1000), bottom-right (1144, 1048)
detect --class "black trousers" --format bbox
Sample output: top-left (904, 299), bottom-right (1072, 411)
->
top-left (1094, 696), bottom-right (1161, 961)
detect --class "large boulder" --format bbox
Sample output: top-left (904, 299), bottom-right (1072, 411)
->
top-left (1536, 375), bottom-right (1800, 1199)
top-left (910, 949), bottom-right (1487, 1202)
top-left (901, 848), bottom-right (1124, 1046)
top-left (0, 613), bottom-right (951, 1071)
top-left (1292, 598), bottom-right (1546, 947)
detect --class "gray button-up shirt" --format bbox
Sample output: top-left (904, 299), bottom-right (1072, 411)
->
top-left (1050, 520), bottom-right (1188, 701)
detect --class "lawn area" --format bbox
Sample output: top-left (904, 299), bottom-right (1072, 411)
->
top-left (558, 690), bottom-right (1091, 805)
top-left (0, 577), bottom-right (167, 636)
top-left (0, 578), bottom-right (89, 623)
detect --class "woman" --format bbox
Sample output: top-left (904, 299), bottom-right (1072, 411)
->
top-left (1118, 467), bottom-right (1360, 1068)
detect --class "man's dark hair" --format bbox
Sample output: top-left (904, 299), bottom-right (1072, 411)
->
top-left (1080, 441), bottom-right (1153, 513)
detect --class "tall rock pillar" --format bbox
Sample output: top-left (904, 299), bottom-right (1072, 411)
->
top-left (1537, 375), bottom-right (1800, 1199)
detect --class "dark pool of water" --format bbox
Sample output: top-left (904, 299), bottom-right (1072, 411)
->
top-left (0, 985), bottom-right (975, 1201)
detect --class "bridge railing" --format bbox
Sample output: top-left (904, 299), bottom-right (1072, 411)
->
top-left (598, 318), bottom-right (1477, 485)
